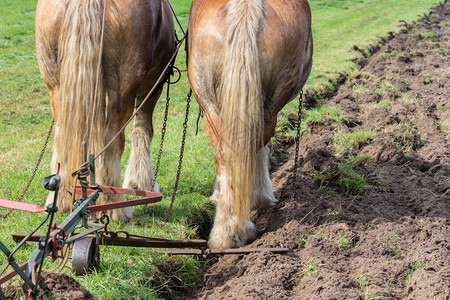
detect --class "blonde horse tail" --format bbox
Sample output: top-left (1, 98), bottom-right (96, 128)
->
top-left (55, 0), bottom-right (106, 210)
top-left (221, 0), bottom-right (265, 225)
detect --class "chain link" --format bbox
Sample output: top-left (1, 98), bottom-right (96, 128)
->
top-left (1, 119), bottom-right (55, 220)
top-left (165, 90), bottom-right (192, 221)
top-left (292, 90), bottom-right (303, 200)
top-left (280, 91), bottom-right (303, 246)
top-left (152, 81), bottom-right (172, 190)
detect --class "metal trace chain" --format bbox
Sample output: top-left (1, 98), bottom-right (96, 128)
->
top-left (0, 119), bottom-right (55, 220)
top-left (280, 91), bottom-right (303, 247)
top-left (152, 80), bottom-right (172, 190)
top-left (165, 90), bottom-right (192, 222)
top-left (293, 90), bottom-right (304, 200)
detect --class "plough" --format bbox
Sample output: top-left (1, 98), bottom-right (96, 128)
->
top-left (0, 173), bottom-right (164, 299)
top-left (0, 149), bottom-right (289, 300)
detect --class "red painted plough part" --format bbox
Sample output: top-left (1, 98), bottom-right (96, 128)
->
top-left (70, 184), bottom-right (162, 212)
top-left (0, 199), bottom-right (47, 213)
top-left (1, 175), bottom-right (290, 299)
top-left (0, 175), bottom-right (163, 299)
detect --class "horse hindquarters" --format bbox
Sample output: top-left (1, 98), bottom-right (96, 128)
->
top-left (36, 0), bottom-right (107, 213)
top-left (189, 0), bottom-right (266, 248)
top-left (36, 0), bottom-right (175, 220)
top-left (122, 0), bottom-right (175, 194)
top-left (100, 0), bottom-right (175, 220)
top-left (189, 0), bottom-right (313, 248)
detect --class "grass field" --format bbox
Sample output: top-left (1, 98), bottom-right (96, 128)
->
top-left (0, 0), bottom-right (442, 298)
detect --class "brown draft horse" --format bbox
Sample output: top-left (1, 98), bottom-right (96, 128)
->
top-left (188, 0), bottom-right (313, 248)
top-left (35, 0), bottom-right (175, 220)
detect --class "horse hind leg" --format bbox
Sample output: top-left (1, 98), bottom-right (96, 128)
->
top-left (209, 179), bottom-right (220, 204)
top-left (211, 143), bottom-right (275, 209)
top-left (96, 90), bottom-right (135, 222)
top-left (201, 114), bottom-right (256, 248)
top-left (208, 145), bottom-right (276, 248)
top-left (123, 94), bottom-right (159, 192)
top-left (97, 148), bottom-right (130, 221)
top-left (252, 143), bottom-right (277, 210)
top-left (208, 147), bottom-right (274, 248)
top-left (208, 168), bottom-right (257, 248)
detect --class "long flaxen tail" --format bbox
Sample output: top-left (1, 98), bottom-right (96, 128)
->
top-left (53, 0), bottom-right (106, 211)
top-left (220, 0), bottom-right (265, 225)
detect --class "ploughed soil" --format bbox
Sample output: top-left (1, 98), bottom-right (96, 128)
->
top-left (185, 2), bottom-right (450, 300)
top-left (2, 271), bottom-right (95, 299)
top-left (3, 3), bottom-right (449, 300)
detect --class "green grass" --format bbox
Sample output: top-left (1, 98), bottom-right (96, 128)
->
top-left (391, 123), bottom-right (426, 152)
top-left (424, 76), bottom-right (433, 85)
top-left (399, 95), bottom-right (417, 104)
top-left (0, 0), bottom-right (442, 298)
top-left (379, 234), bottom-right (402, 256)
top-left (303, 0), bottom-right (442, 92)
top-left (315, 163), bottom-right (370, 195)
top-left (298, 258), bottom-right (323, 287)
top-left (333, 129), bottom-right (376, 156)
top-left (355, 272), bottom-right (388, 300)
top-left (352, 82), bottom-right (372, 97)
top-left (276, 106), bottom-right (346, 137)
top-left (337, 234), bottom-right (353, 250)
top-left (405, 261), bottom-right (426, 284)
top-left (376, 77), bottom-right (402, 98)
top-left (369, 99), bottom-right (392, 109)
top-left (349, 154), bottom-right (376, 164)
top-left (301, 223), bottom-right (329, 247)
top-left (417, 31), bottom-right (438, 40)
top-left (306, 106), bottom-right (347, 126)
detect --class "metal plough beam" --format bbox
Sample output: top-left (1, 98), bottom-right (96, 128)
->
top-left (11, 233), bottom-right (290, 257)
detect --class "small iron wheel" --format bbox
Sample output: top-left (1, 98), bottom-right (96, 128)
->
top-left (72, 236), bottom-right (100, 276)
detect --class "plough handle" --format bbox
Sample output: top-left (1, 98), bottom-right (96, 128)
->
top-left (0, 199), bottom-right (46, 213)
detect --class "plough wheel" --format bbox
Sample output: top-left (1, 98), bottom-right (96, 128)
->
top-left (72, 236), bottom-right (100, 276)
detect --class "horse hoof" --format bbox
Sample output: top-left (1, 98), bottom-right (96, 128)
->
top-left (124, 179), bottom-right (159, 193)
top-left (209, 193), bottom-right (219, 205)
top-left (252, 195), bottom-right (277, 210)
top-left (208, 220), bottom-right (255, 248)
top-left (246, 220), bottom-right (256, 241)
top-left (110, 207), bottom-right (133, 222)
top-left (153, 182), bottom-right (160, 193)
